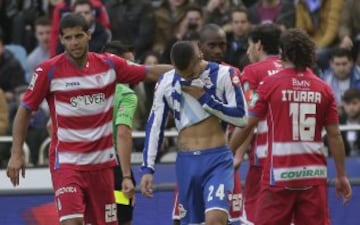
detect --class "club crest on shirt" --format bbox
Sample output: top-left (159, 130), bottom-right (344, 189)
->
top-left (231, 74), bottom-right (240, 86)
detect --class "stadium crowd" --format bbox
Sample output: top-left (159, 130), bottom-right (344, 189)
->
top-left (0, 0), bottom-right (359, 167)
top-left (0, 0), bottom-right (354, 225)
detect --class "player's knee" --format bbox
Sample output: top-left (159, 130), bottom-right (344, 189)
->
top-left (60, 217), bottom-right (83, 225)
top-left (205, 209), bottom-right (228, 225)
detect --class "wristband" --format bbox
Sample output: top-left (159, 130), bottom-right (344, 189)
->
top-left (123, 175), bottom-right (132, 180)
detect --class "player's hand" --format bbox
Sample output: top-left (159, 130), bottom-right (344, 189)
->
top-left (339, 36), bottom-right (353, 49)
top-left (122, 178), bottom-right (135, 199)
top-left (233, 157), bottom-right (242, 170)
top-left (6, 150), bottom-right (26, 187)
top-left (140, 174), bottom-right (154, 198)
top-left (335, 176), bottom-right (352, 205)
top-left (182, 86), bottom-right (205, 99)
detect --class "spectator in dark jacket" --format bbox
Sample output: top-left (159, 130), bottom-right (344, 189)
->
top-left (106, 0), bottom-right (155, 59)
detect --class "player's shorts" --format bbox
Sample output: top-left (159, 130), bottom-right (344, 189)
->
top-left (242, 165), bottom-right (262, 223)
top-left (52, 167), bottom-right (117, 225)
top-left (176, 146), bottom-right (234, 225)
top-left (113, 164), bottom-right (136, 223)
top-left (255, 184), bottom-right (329, 225)
top-left (172, 170), bottom-right (242, 224)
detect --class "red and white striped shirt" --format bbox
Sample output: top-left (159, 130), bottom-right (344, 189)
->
top-left (23, 52), bottom-right (146, 171)
top-left (241, 56), bottom-right (282, 167)
top-left (250, 68), bottom-right (338, 187)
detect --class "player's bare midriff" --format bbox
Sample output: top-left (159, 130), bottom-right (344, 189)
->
top-left (177, 116), bottom-right (227, 151)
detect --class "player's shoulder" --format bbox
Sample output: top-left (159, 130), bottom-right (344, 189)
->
top-left (35, 53), bottom-right (66, 74)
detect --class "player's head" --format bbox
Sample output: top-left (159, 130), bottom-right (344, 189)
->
top-left (199, 24), bottom-right (227, 63)
top-left (73, 0), bottom-right (95, 26)
top-left (171, 40), bottom-right (203, 80)
top-left (342, 88), bottom-right (360, 119)
top-left (103, 40), bottom-right (135, 61)
top-left (59, 13), bottom-right (90, 60)
top-left (330, 48), bottom-right (353, 80)
top-left (279, 28), bottom-right (316, 71)
top-left (247, 23), bottom-right (281, 63)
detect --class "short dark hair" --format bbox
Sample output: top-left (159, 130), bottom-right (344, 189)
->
top-left (248, 23), bottom-right (281, 55)
top-left (231, 7), bottom-right (249, 20)
top-left (185, 5), bottom-right (203, 17)
top-left (199, 24), bottom-right (223, 42)
top-left (59, 13), bottom-right (89, 35)
top-left (280, 28), bottom-right (316, 71)
top-left (103, 40), bottom-right (134, 56)
top-left (170, 41), bottom-right (196, 70)
top-left (342, 88), bottom-right (360, 103)
top-left (331, 48), bottom-right (353, 61)
top-left (73, 0), bottom-right (93, 9)
top-left (34, 16), bottom-right (51, 27)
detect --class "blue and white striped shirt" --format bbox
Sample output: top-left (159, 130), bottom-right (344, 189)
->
top-left (142, 62), bottom-right (247, 173)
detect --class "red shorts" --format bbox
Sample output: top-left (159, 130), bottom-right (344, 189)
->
top-left (172, 170), bottom-right (243, 221)
top-left (255, 184), bottom-right (329, 225)
top-left (52, 167), bottom-right (117, 225)
top-left (243, 166), bottom-right (262, 223)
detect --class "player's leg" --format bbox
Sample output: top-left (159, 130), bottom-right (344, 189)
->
top-left (113, 165), bottom-right (135, 225)
top-left (176, 151), bottom-right (206, 225)
top-left (203, 146), bottom-right (234, 225)
top-left (85, 167), bottom-right (117, 225)
top-left (294, 185), bottom-right (329, 225)
top-left (172, 186), bottom-right (181, 225)
top-left (51, 168), bottom-right (86, 225)
top-left (228, 170), bottom-right (243, 225)
top-left (242, 166), bottom-right (262, 223)
top-left (255, 187), bottom-right (294, 225)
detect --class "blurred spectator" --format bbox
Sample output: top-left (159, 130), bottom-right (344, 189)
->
top-left (0, 27), bottom-right (26, 103)
top-left (0, 0), bottom-right (13, 44)
top-left (5, 44), bottom-right (31, 82)
top-left (162, 5), bottom-right (204, 63)
top-left (203, 0), bottom-right (245, 32)
top-left (50, 0), bottom-right (110, 56)
top-left (340, 88), bottom-right (360, 156)
top-left (8, 0), bottom-right (46, 52)
top-left (0, 88), bottom-right (8, 135)
top-left (106, 0), bottom-right (155, 59)
top-left (296, 0), bottom-right (344, 70)
top-left (338, 0), bottom-right (360, 64)
top-left (248, 0), bottom-right (294, 29)
top-left (152, 0), bottom-right (192, 54)
top-left (27, 16), bottom-right (51, 82)
top-left (322, 48), bottom-right (360, 105)
top-left (225, 7), bottom-right (251, 70)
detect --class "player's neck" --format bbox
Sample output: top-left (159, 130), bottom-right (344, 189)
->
top-left (68, 53), bottom-right (88, 68)
top-left (282, 61), bottom-right (295, 69)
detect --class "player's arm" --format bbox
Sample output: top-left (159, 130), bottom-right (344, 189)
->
top-left (232, 128), bottom-right (254, 168)
top-left (7, 65), bottom-right (50, 186)
top-left (109, 54), bottom-right (172, 84)
top-left (6, 106), bottom-right (32, 186)
top-left (141, 77), bottom-right (169, 197)
top-left (114, 85), bottom-right (138, 179)
top-left (324, 88), bottom-right (352, 204)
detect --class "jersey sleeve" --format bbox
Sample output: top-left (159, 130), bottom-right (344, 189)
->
top-left (142, 76), bottom-right (169, 174)
top-left (114, 85), bottom-right (138, 128)
top-left (324, 85), bottom-right (339, 125)
top-left (198, 67), bottom-right (247, 127)
top-left (21, 65), bottom-right (51, 111)
top-left (248, 76), bottom-right (271, 119)
top-left (106, 53), bottom-right (147, 85)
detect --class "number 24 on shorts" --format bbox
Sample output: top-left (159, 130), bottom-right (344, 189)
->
top-left (207, 184), bottom-right (225, 201)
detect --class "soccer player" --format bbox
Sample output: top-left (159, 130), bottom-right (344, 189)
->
top-left (230, 28), bottom-right (352, 225)
top-left (229, 23), bottom-right (282, 223)
top-left (140, 40), bottom-right (247, 225)
top-left (103, 40), bottom-right (137, 225)
top-left (172, 23), bottom-right (244, 225)
top-left (6, 13), bottom-right (171, 225)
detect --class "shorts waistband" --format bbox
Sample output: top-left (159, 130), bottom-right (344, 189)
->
top-left (177, 145), bottom-right (230, 156)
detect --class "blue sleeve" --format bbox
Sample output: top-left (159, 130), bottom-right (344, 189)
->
top-left (141, 77), bottom-right (169, 174)
top-left (198, 67), bottom-right (247, 127)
